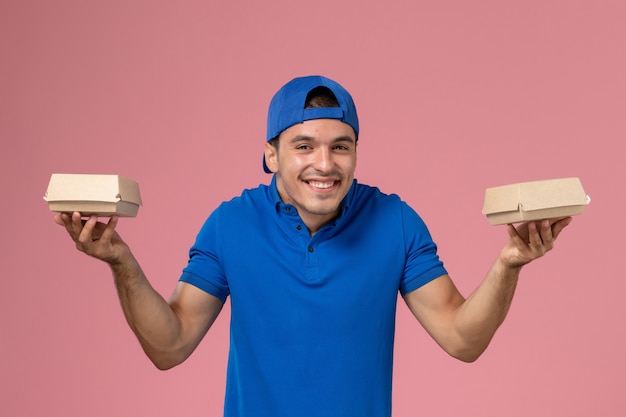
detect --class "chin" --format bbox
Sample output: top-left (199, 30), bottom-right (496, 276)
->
top-left (307, 202), bottom-right (342, 216)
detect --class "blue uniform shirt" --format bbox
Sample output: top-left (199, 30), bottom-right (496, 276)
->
top-left (180, 176), bottom-right (447, 417)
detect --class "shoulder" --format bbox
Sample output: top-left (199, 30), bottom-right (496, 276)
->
top-left (350, 181), bottom-right (402, 206)
top-left (215, 183), bottom-right (273, 214)
top-left (348, 181), bottom-right (412, 217)
top-left (198, 183), bottom-right (273, 233)
top-left (348, 181), bottom-right (431, 232)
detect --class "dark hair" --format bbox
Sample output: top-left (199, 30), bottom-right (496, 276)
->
top-left (305, 86), bottom-right (340, 109)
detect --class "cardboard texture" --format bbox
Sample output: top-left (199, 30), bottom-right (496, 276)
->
top-left (44, 173), bottom-right (142, 217)
top-left (482, 177), bottom-right (590, 225)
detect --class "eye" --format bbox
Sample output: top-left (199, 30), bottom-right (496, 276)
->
top-left (333, 145), bottom-right (349, 151)
top-left (296, 144), bottom-right (312, 150)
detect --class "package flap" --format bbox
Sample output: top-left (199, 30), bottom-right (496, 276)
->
top-left (44, 174), bottom-right (142, 205)
top-left (482, 177), bottom-right (590, 225)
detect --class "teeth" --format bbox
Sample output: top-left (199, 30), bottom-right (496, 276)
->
top-left (309, 181), bottom-right (334, 189)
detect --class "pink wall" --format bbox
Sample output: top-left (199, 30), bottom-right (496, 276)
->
top-left (1, 1), bottom-right (624, 416)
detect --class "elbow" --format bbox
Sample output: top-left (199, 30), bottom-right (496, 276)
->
top-left (144, 348), bottom-right (189, 371)
top-left (152, 359), bottom-right (178, 371)
top-left (150, 355), bottom-right (185, 371)
top-left (450, 349), bottom-right (483, 363)
top-left (444, 340), bottom-right (490, 363)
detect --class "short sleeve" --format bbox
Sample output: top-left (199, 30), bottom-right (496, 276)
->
top-left (179, 208), bottom-right (230, 303)
top-left (399, 203), bottom-right (447, 296)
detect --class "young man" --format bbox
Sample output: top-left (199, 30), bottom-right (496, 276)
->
top-left (55, 75), bottom-right (572, 417)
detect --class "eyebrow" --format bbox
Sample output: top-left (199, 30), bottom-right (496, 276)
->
top-left (288, 135), bottom-right (356, 145)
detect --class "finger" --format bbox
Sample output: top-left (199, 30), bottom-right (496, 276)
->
top-left (538, 219), bottom-right (553, 245)
top-left (527, 221), bottom-right (544, 247)
top-left (69, 211), bottom-right (85, 235)
top-left (56, 212), bottom-right (74, 229)
top-left (77, 215), bottom-right (98, 243)
top-left (54, 213), bottom-right (65, 226)
top-left (506, 224), bottom-right (530, 250)
top-left (511, 222), bottom-right (530, 242)
top-left (99, 216), bottom-right (119, 243)
top-left (59, 212), bottom-right (85, 240)
top-left (506, 223), bottom-right (522, 241)
top-left (63, 212), bottom-right (73, 224)
top-left (551, 217), bottom-right (573, 239)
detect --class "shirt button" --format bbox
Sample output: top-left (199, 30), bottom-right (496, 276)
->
top-left (296, 225), bottom-right (302, 231)
top-left (285, 206), bottom-right (291, 211)
top-left (308, 246), bottom-right (314, 253)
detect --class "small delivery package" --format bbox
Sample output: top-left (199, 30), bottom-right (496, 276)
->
top-left (482, 177), bottom-right (590, 225)
top-left (44, 173), bottom-right (142, 217)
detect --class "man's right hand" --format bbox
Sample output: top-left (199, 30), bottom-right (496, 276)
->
top-left (55, 212), bottom-right (128, 265)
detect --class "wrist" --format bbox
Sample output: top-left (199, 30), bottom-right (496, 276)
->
top-left (107, 244), bottom-right (133, 268)
top-left (494, 255), bottom-right (523, 280)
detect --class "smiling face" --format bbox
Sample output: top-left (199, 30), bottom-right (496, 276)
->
top-left (264, 118), bottom-right (357, 235)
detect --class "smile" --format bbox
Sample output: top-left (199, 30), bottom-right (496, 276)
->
top-left (307, 180), bottom-right (337, 190)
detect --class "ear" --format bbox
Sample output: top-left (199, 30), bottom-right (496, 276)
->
top-left (264, 141), bottom-right (279, 173)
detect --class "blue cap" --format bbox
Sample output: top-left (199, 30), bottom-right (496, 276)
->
top-left (263, 75), bottom-right (359, 173)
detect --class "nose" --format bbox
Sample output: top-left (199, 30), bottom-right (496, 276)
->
top-left (312, 147), bottom-right (333, 172)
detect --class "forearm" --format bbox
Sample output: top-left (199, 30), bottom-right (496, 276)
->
top-left (451, 258), bottom-right (521, 361)
top-left (408, 219), bottom-right (571, 362)
top-left (109, 250), bottom-right (187, 369)
top-left (56, 213), bottom-right (207, 369)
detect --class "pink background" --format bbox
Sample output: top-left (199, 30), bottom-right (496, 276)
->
top-left (1, 1), bottom-right (624, 416)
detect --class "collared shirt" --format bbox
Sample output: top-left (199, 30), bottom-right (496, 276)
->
top-left (180, 175), bottom-right (447, 417)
